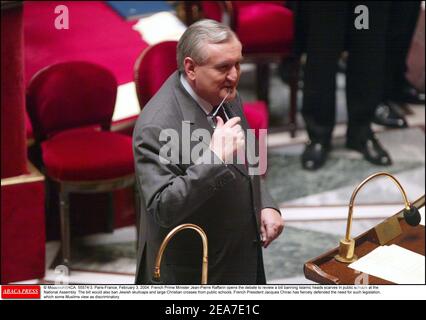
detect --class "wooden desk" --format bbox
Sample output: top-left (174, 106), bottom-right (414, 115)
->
top-left (304, 195), bottom-right (425, 284)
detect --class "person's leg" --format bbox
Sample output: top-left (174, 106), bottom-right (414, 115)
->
top-left (374, 1), bottom-right (421, 128)
top-left (386, 1), bottom-right (422, 102)
top-left (346, 1), bottom-right (392, 165)
top-left (301, 2), bottom-right (347, 170)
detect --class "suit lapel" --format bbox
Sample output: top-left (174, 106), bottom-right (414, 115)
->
top-left (173, 72), bottom-right (214, 137)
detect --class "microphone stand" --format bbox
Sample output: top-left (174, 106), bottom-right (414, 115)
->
top-left (335, 172), bottom-right (419, 263)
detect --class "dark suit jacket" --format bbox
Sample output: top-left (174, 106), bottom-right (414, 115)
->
top-left (133, 71), bottom-right (279, 284)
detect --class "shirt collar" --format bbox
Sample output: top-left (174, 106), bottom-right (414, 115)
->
top-left (180, 73), bottom-right (213, 115)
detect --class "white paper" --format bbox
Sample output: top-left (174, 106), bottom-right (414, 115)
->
top-left (132, 12), bottom-right (187, 45)
top-left (349, 244), bottom-right (425, 284)
top-left (112, 82), bottom-right (140, 122)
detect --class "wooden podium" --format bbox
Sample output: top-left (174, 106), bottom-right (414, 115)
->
top-left (304, 195), bottom-right (425, 284)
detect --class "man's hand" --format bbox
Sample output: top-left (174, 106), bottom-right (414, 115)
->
top-left (209, 116), bottom-right (245, 163)
top-left (260, 208), bottom-right (284, 248)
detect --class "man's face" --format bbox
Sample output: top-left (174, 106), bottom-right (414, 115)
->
top-left (185, 37), bottom-right (242, 106)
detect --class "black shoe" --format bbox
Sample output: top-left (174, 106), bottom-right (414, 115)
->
top-left (301, 141), bottom-right (330, 170)
top-left (373, 101), bottom-right (408, 129)
top-left (346, 134), bottom-right (392, 166)
top-left (392, 82), bottom-right (425, 105)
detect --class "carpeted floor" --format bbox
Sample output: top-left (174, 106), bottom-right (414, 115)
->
top-left (24, 1), bottom-right (148, 85)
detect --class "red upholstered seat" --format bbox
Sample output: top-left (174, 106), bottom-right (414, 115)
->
top-left (27, 62), bottom-right (117, 140)
top-left (42, 129), bottom-right (134, 181)
top-left (27, 61), bottom-right (135, 181)
top-left (242, 101), bottom-right (269, 138)
top-left (201, 1), bottom-right (294, 56)
top-left (200, 1), bottom-right (222, 22)
top-left (235, 2), bottom-right (293, 55)
top-left (135, 41), bottom-right (179, 109)
top-left (134, 41), bottom-right (269, 133)
top-left (26, 61), bottom-right (137, 267)
top-left (26, 61), bottom-right (136, 182)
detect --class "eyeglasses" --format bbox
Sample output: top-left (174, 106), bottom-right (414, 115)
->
top-left (207, 91), bottom-right (230, 129)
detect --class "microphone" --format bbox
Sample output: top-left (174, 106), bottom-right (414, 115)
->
top-left (403, 205), bottom-right (421, 226)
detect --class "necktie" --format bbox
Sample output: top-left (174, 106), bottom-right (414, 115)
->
top-left (214, 105), bottom-right (228, 122)
top-left (208, 104), bottom-right (228, 129)
top-left (210, 105), bottom-right (248, 169)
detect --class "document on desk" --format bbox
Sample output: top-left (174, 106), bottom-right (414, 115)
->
top-left (349, 244), bottom-right (425, 284)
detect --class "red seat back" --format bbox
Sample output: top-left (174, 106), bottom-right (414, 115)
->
top-left (201, 1), bottom-right (224, 22)
top-left (201, 1), bottom-right (293, 55)
top-left (26, 61), bottom-right (117, 140)
top-left (134, 41), bottom-right (178, 109)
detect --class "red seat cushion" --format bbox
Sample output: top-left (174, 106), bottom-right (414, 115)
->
top-left (243, 101), bottom-right (269, 138)
top-left (42, 129), bottom-right (134, 181)
top-left (236, 3), bottom-right (294, 55)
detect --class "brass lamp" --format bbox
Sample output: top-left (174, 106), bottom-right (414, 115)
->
top-left (335, 172), bottom-right (413, 263)
top-left (153, 223), bottom-right (208, 284)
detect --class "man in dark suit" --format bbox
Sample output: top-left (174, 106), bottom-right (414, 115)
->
top-left (297, 2), bottom-right (393, 170)
top-left (133, 19), bottom-right (283, 284)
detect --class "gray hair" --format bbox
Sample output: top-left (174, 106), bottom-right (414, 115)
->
top-left (177, 19), bottom-right (238, 72)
